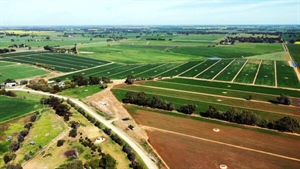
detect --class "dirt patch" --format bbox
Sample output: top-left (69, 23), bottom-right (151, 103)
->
top-left (131, 108), bottom-right (300, 159)
top-left (147, 130), bottom-right (300, 169)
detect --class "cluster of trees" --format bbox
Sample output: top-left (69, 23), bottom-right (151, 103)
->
top-left (41, 96), bottom-right (72, 121)
top-left (27, 79), bottom-right (61, 93)
top-left (0, 89), bottom-right (17, 97)
top-left (221, 36), bottom-right (283, 43)
top-left (32, 62), bottom-right (55, 70)
top-left (178, 104), bottom-right (197, 115)
top-left (276, 94), bottom-right (292, 105)
top-left (8, 44), bottom-right (28, 48)
top-left (122, 91), bottom-right (175, 111)
top-left (69, 121), bottom-right (80, 138)
top-left (201, 106), bottom-right (300, 132)
top-left (71, 75), bottom-right (111, 86)
top-left (4, 111), bottom-right (39, 164)
top-left (0, 48), bottom-right (15, 54)
top-left (145, 38), bottom-right (166, 41)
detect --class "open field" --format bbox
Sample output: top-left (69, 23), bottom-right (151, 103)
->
top-left (0, 95), bottom-right (42, 123)
top-left (126, 106), bottom-right (300, 169)
top-left (276, 61), bottom-right (300, 88)
top-left (0, 63), bottom-right (49, 82)
top-left (255, 60), bottom-right (275, 86)
top-left (287, 44), bottom-right (300, 64)
top-left (0, 52), bottom-right (109, 72)
top-left (214, 59), bottom-right (247, 81)
top-left (134, 62), bottom-right (183, 78)
top-left (158, 61), bottom-right (200, 77)
top-left (162, 78), bottom-right (300, 97)
top-left (234, 59), bottom-right (260, 84)
top-left (196, 59), bottom-right (233, 79)
top-left (179, 60), bottom-right (218, 77)
top-left (59, 85), bottom-right (102, 99)
top-left (247, 51), bottom-right (291, 61)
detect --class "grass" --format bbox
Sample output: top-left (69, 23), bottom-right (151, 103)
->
top-left (255, 60), bottom-right (275, 86)
top-left (59, 85), bottom-right (102, 99)
top-left (0, 96), bottom-right (42, 123)
top-left (234, 59), bottom-right (260, 84)
top-left (287, 44), bottom-right (300, 65)
top-left (276, 61), bottom-right (300, 88)
top-left (135, 62), bottom-right (183, 78)
top-left (0, 64), bottom-right (49, 82)
top-left (159, 61), bottom-right (201, 77)
top-left (179, 60), bottom-right (218, 77)
top-left (162, 78), bottom-right (300, 98)
top-left (246, 52), bottom-right (291, 61)
top-left (214, 59), bottom-right (247, 81)
top-left (196, 59), bottom-right (233, 79)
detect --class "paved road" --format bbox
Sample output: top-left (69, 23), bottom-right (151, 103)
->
top-left (8, 88), bottom-right (158, 169)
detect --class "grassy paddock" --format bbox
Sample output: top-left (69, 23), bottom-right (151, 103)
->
top-left (214, 59), bottom-right (247, 81)
top-left (234, 59), bottom-right (260, 84)
top-left (276, 61), bottom-right (300, 88)
top-left (59, 85), bottom-right (102, 99)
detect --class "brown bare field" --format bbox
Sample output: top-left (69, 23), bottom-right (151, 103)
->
top-left (128, 107), bottom-right (300, 160)
top-left (147, 130), bottom-right (300, 169)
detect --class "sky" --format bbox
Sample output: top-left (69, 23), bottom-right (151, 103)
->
top-left (0, 0), bottom-right (299, 26)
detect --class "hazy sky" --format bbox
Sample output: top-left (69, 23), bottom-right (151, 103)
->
top-left (0, 0), bottom-right (299, 26)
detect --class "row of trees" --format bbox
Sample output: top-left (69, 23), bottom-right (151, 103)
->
top-left (201, 106), bottom-right (300, 132)
top-left (0, 48), bottom-right (16, 54)
top-left (0, 89), bottom-right (17, 97)
top-left (221, 36), bottom-right (283, 43)
top-left (41, 96), bottom-right (72, 121)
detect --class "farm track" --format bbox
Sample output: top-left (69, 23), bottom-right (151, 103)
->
top-left (231, 59), bottom-right (249, 82)
top-left (211, 59), bottom-right (235, 80)
top-left (194, 60), bottom-right (221, 77)
top-left (121, 85), bottom-right (300, 117)
top-left (274, 60), bottom-right (278, 87)
top-left (177, 60), bottom-right (205, 76)
top-left (142, 126), bottom-right (300, 162)
top-left (252, 60), bottom-right (263, 84)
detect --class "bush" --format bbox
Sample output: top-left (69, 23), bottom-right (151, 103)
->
top-left (69, 128), bottom-right (78, 138)
top-left (274, 116), bottom-right (300, 132)
top-left (9, 141), bottom-right (20, 152)
top-left (57, 139), bottom-right (65, 147)
top-left (178, 104), bottom-right (197, 115)
top-left (3, 152), bottom-right (16, 164)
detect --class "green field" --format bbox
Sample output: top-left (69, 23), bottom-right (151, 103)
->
top-left (59, 85), bottom-right (102, 99)
top-left (214, 59), bottom-right (247, 81)
top-left (0, 64), bottom-right (49, 82)
top-left (287, 44), bottom-right (300, 65)
top-left (255, 60), bottom-right (275, 86)
top-left (246, 52), bottom-right (290, 61)
top-left (134, 62), bottom-right (183, 78)
top-left (0, 95), bottom-right (42, 123)
top-left (1, 52), bottom-right (109, 72)
top-left (234, 59), bottom-right (260, 84)
top-left (276, 61), bottom-right (300, 88)
top-left (179, 60), bottom-right (218, 77)
top-left (196, 59), bottom-right (233, 79)
top-left (162, 78), bottom-right (300, 98)
top-left (159, 61), bottom-right (201, 77)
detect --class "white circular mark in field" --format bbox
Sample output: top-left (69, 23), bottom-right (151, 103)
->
top-left (154, 71), bottom-right (157, 72)
top-left (131, 71), bottom-right (134, 73)
top-left (195, 69), bottom-right (197, 71)
top-left (211, 71), bottom-right (214, 73)
top-left (82, 73), bottom-right (85, 74)
top-left (107, 72), bottom-right (110, 74)
top-left (84, 89), bottom-right (88, 92)
top-left (227, 85), bottom-right (231, 88)
top-left (175, 70), bottom-right (178, 72)
top-left (284, 77), bottom-right (289, 79)
top-left (213, 128), bottom-right (220, 132)
top-left (245, 73), bottom-right (248, 76)
top-left (217, 99), bottom-right (222, 101)
top-left (227, 72), bottom-right (231, 74)
top-left (282, 65), bottom-right (285, 66)
top-left (264, 75), bottom-right (268, 78)
top-left (222, 92), bottom-right (227, 94)
top-left (220, 164), bottom-right (227, 169)
top-left (45, 133), bottom-right (49, 137)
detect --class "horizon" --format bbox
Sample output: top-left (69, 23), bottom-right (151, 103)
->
top-left (0, 0), bottom-right (299, 26)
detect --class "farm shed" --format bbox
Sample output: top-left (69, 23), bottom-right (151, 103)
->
top-left (5, 82), bottom-right (17, 87)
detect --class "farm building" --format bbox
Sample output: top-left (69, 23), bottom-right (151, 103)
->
top-left (5, 82), bottom-right (17, 87)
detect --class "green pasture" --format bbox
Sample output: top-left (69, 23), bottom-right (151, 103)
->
top-left (196, 59), bottom-right (233, 79)
top-left (246, 52), bottom-right (291, 61)
top-left (159, 61), bottom-right (201, 77)
top-left (0, 64), bottom-right (48, 82)
top-left (59, 85), bottom-right (102, 99)
top-left (276, 61), bottom-right (300, 88)
top-left (255, 60), bottom-right (275, 86)
top-left (134, 62), bottom-right (182, 78)
top-left (162, 78), bottom-right (300, 98)
top-left (287, 44), bottom-right (300, 65)
top-left (234, 59), bottom-right (260, 84)
top-left (214, 59), bottom-right (247, 81)
top-left (179, 60), bottom-right (218, 77)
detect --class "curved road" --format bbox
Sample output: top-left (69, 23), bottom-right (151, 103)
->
top-left (8, 88), bottom-right (158, 169)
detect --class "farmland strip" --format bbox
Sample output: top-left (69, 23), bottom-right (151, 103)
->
top-left (155, 61), bottom-right (188, 77)
top-left (212, 59), bottom-right (235, 80)
top-left (134, 63), bottom-right (168, 76)
top-left (177, 61), bottom-right (205, 76)
top-left (108, 64), bottom-right (146, 77)
top-left (144, 126), bottom-right (300, 162)
top-left (274, 60), bottom-right (278, 87)
top-left (194, 60), bottom-right (221, 77)
top-left (252, 60), bottom-right (263, 84)
top-left (231, 59), bottom-right (249, 82)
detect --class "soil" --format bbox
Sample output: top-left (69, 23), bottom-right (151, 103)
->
top-left (131, 109), bottom-right (300, 159)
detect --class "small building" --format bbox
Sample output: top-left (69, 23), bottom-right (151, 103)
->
top-left (7, 136), bottom-right (13, 140)
top-left (58, 81), bottom-right (65, 87)
top-left (5, 82), bottom-right (17, 87)
top-left (29, 141), bottom-right (35, 145)
top-left (47, 80), bottom-right (55, 85)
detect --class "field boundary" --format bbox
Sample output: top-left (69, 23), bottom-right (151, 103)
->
top-left (194, 60), bottom-right (221, 78)
top-left (274, 60), bottom-right (278, 87)
top-left (142, 126), bottom-right (300, 162)
top-left (212, 59), bottom-right (235, 80)
top-left (177, 61), bottom-right (205, 76)
top-left (231, 59), bottom-right (249, 82)
top-left (252, 60), bottom-right (262, 84)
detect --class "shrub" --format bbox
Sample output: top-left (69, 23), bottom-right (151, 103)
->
top-left (3, 152), bottom-right (16, 164)
top-left (57, 139), bottom-right (65, 147)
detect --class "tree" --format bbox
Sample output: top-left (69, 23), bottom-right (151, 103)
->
top-left (57, 139), bottom-right (65, 147)
top-left (54, 104), bottom-right (70, 116)
top-left (100, 154), bottom-right (117, 169)
top-left (125, 75), bottom-right (135, 84)
top-left (276, 94), bottom-right (292, 105)
top-left (274, 116), bottom-right (300, 132)
top-left (6, 164), bottom-right (23, 169)
top-left (3, 152), bottom-right (16, 164)
top-left (69, 128), bottom-right (77, 138)
top-left (178, 104), bottom-right (197, 115)
top-left (9, 142), bottom-right (20, 152)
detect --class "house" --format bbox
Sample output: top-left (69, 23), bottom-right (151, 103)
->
top-left (58, 81), bottom-right (65, 87)
top-left (7, 136), bottom-right (13, 140)
top-left (29, 141), bottom-right (35, 145)
top-left (5, 82), bottom-right (17, 87)
top-left (47, 80), bottom-right (56, 85)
